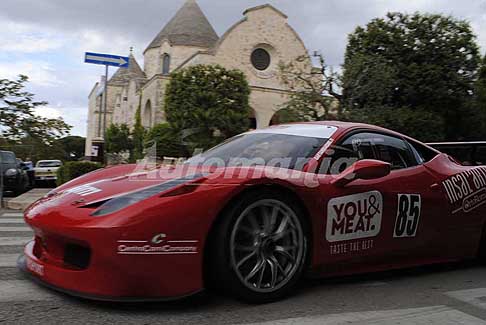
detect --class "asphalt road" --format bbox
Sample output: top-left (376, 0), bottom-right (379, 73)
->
top-left (2, 210), bottom-right (486, 324)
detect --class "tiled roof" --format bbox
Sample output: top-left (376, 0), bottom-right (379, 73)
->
top-left (145, 0), bottom-right (218, 52)
top-left (108, 54), bottom-right (146, 86)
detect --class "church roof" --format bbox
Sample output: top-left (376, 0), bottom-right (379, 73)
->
top-left (108, 54), bottom-right (146, 86)
top-left (145, 0), bottom-right (219, 52)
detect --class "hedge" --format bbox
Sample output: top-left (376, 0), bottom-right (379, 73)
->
top-left (56, 161), bottom-right (102, 186)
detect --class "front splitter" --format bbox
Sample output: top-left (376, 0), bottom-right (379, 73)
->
top-left (17, 254), bottom-right (203, 302)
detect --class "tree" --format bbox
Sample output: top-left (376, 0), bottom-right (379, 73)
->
top-left (145, 123), bottom-right (189, 158)
top-left (342, 12), bottom-right (482, 140)
top-left (464, 54), bottom-right (486, 140)
top-left (131, 96), bottom-right (146, 162)
top-left (54, 136), bottom-right (86, 161)
top-left (0, 75), bottom-right (71, 143)
top-left (12, 135), bottom-right (65, 162)
top-left (165, 65), bottom-right (250, 151)
top-left (278, 54), bottom-right (342, 123)
top-left (475, 55), bottom-right (486, 115)
top-left (105, 124), bottom-right (132, 154)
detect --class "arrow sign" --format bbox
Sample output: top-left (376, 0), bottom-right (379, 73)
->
top-left (85, 52), bottom-right (129, 68)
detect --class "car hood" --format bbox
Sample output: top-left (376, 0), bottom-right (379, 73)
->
top-left (43, 165), bottom-right (208, 207)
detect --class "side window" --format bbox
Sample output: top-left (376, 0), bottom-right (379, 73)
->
top-left (322, 133), bottom-right (374, 175)
top-left (373, 134), bottom-right (417, 169)
top-left (407, 140), bottom-right (439, 163)
top-left (0, 152), bottom-right (16, 164)
top-left (162, 54), bottom-right (171, 75)
top-left (322, 132), bottom-right (418, 174)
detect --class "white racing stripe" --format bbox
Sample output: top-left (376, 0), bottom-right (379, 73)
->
top-left (247, 306), bottom-right (485, 325)
top-left (0, 237), bottom-right (32, 246)
top-left (0, 254), bottom-right (20, 267)
top-left (0, 227), bottom-right (31, 232)
top-left (0, 218), bottom-right (26, 224)
top-left (0, 280), bottom-right (56, 302)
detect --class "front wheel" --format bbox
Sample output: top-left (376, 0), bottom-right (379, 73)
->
top-left (210, 190), bottom-right (308, 303)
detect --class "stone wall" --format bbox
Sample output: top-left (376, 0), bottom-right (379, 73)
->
top-left (144, 41), bottom-right (211, 79)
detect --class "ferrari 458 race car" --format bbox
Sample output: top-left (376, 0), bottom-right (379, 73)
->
top-left (19, 122), bottom-right (486, 303)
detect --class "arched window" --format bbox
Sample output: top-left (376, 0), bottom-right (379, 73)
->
top-left (162, 54), bottom-right (171, 75)
top-left (143, 100), bottom-right (153, 128)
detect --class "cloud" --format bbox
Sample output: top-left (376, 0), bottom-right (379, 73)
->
top-left (0, 61), bottom-right (63, 87)
top-left (0, 21), bottom-right (63, 53)
top-left (35, 106), bottom-right (87, 136)
top-left (34, 106), bottom-right (63, 119)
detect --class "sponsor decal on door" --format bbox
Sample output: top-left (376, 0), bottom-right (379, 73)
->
top-left (326, 191), bottom-right (383, 243)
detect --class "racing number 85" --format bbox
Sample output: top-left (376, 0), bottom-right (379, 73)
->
top-left (394, 194), bottom-right (421, 238)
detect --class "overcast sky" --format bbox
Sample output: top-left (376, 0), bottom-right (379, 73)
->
top-left (0, 0), bottom-right (485, 136)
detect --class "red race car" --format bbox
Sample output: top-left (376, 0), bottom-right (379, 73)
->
top-left (19, 122), bottom-right (486, 303)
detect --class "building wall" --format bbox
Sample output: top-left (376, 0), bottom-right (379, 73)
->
top-left (85, 84), bottom-right (101, 157)
top-left (85, 5), bottom-right (311, 157)
top-left (144, 41), bottom-right (211, 79)
top-left (184, 6), bottom-right (310, 128)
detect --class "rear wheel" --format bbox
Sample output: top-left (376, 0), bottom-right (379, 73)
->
top-left (209, 190), bottom-right (308, 303)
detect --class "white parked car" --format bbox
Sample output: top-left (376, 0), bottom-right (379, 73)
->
top-left (34, 160), bottom-right (62, 182)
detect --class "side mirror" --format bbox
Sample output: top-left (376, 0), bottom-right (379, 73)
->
top-left (331, 159), bottom-right (391, 187)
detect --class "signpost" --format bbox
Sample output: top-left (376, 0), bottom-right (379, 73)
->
top-left (84, 52), bottom-right (130, 161)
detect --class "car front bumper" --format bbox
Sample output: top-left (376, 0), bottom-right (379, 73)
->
top-left (19, 234), bottom-right (204, 301)
top-left (17, 252), bottom-right (202, 302)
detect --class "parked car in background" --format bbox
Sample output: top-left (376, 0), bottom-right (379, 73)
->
top-left (0, 151), bottom-right (29, 195)
top-left (34, 160), bottom-right (62, 182)
top-left (428, 142), bottom-right (486, 166)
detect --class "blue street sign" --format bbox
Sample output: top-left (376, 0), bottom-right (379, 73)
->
top-left (85, 52), bottom-right (129, 68)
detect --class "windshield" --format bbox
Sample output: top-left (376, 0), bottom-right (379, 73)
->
top-left (0, 152), bottom-right (16, 164)
top-left (37, 161), bottom-right (61, 168)
top-left (186, 133), bottom-right (328, 170)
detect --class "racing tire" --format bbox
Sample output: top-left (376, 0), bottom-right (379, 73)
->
top-left (209, 189), bottom-right (309, 303)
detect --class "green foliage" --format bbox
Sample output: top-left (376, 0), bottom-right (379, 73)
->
top-left (0, 75), bottom-right (71, 143)
top-left (53, 136), bottom-right (86, 161)
top-left (344, 107), bottom-right (445, 142)
top-left (278, 54), bottom-right (342, 123)
top-left (56, 161), bottom-right (101, 186)
top-left (131, 96), bottom-right (146, 162)
top-left (342, 12), bottom-right (482, 140)
top-left (165, 65), bottom-right (250, 151)
top-left (105, 124), bottom-right (132, 154)
top-left (144, 123), bottom-right (189, 158)
top-left (475, 55), bottom-right (486, 112)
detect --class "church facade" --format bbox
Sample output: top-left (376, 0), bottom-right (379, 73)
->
top-left (85, 0), bottom-right (311, 158)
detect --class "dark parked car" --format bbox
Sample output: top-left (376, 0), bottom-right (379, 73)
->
top-left (428, 142), bottom-right (486, 166)
top-left (0, 151), bottom-right (29, 195)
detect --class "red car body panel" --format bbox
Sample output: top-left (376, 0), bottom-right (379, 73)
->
top-left (20, 121), bottom-right (486, 300)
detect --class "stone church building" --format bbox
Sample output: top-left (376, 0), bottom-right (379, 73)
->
top-left (85, 0), bottom-right (311, 158)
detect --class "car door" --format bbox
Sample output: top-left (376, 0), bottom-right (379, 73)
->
top-left (317, 131), bottom-right (444, 270)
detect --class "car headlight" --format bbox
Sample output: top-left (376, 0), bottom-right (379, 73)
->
top-left (5, 168), bottom-right (18, 177)
top-left (91, 173), bottom-right (207, 217)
